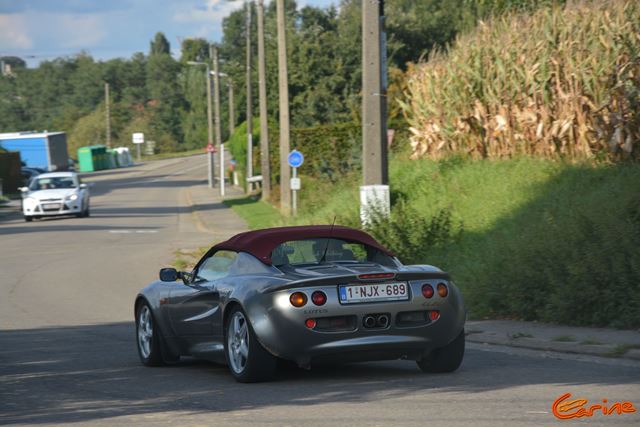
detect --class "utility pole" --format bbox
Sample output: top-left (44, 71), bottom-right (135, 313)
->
top-left (257, 0), bottom-right (271, 201)
top-left (361, 0), bottom-right (389, 223)
top-left (188, 59), bottom-right (216, 189)
top-left (205, 57), bottom-right (215, 189)
top-left (104, 82), bottom-right (111, 148)
top-left (276, 0), bottom-right (291, 214)
top-left (212, 44), bottom-right (224, 197)
top-left (245, 1), bottom-right (254, 191)
top-left (228, 82), bottom-right (235, 135)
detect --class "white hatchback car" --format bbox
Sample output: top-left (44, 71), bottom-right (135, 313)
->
top-left (21, 172), bottom-right (90, 222)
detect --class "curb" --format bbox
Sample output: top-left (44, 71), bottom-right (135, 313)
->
top-left (466, 332), bottom-right (639, 361)
top-left (183, 187), bottom-right (215, 235)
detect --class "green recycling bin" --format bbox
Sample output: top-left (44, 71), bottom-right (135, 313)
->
top-left (77, 145), bottom-right (108, 172)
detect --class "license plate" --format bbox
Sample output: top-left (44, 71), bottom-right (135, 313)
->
top-left (43, 203), bottom-right (61, 210)
top-left (339, 282), bottom-right (410, 304)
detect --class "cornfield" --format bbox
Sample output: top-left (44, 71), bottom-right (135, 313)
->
top-left (402, 0), bottom-right (640, 161)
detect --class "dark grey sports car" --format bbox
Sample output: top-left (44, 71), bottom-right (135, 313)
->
top-left (135, 225), bottom-right (466, 382)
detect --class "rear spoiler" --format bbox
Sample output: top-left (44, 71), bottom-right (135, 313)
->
top-left (265, 271), bottom-right (450, 293)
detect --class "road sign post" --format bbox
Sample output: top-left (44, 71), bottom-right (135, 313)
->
top-left (287, 150), bottom-right (304, 216)
top-left (132, 132), bottom-right (144, 163)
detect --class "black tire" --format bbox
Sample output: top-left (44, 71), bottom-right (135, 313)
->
top-left (135, 302), bottom-right (174, 366)
top-left (224, 305), bottom-right (277, 383)
top-left (24, 216), bottom-right (33, 222)
top-left (84, 204), bottom-right (90, 217)
top-left (417, 329), bottom-right (465, 373)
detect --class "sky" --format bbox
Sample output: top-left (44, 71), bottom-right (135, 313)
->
top-left (0, 0), bottom-right (337, 67)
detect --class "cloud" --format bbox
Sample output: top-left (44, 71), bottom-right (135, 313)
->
top-left (0, 0), bottom-right (133, 14)
top-left (55, 14), bottom-right (108, 48)
top-left (0, 15), bottom-right (33, 49)
top-left (173, 0), bottom-right (244, 23)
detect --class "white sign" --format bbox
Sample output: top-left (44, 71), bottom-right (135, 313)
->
top-left (132, 132), bottom-right (145, 144)
top-left (290, 177), bottom-right (301, 191)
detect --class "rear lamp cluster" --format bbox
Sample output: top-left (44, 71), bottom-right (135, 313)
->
top-left (421, 283), bottom-right (448, 299)
top-left (290, 290), bottom-right (327, 307)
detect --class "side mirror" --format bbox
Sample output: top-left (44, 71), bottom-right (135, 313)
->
top-left (19, 187), bottom-right (29, 193)
top-left (159, 268), bottom-right (179, 282)
top-left (79, 183), bottom-right (88, 189)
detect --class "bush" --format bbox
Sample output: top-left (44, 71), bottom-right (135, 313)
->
top-left (367, 204), bottom-right (463, 265)
top-left (270, 122), bottom-right (362, 183)
top-left (280, 155), bottom-right (640, 328)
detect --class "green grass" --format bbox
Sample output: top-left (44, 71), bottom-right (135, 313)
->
top-left (173, 247), bottom-right (208, 271)
top-left (579, 339), bottom-right (603, 346)
top-left (224, 196), bottom-right (282, 230)
top-left (510, 332), bottom-right (534, 339)
top-left (225, 155), bottom-right (640, 328)
top-left (606, 344), bottom-right (640, 358)
top-left (552, 335), bottom-right (576, 342)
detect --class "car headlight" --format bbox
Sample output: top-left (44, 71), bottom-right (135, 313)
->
top-left (24, 198), bottom-right (37, 208)
top-left (66, 194), bottom-right (79, 201)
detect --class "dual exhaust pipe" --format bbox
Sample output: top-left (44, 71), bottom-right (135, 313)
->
top-left (363, 313), bottom-right (390, 329)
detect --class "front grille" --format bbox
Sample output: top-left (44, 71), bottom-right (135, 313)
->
top-left (40, 198), bottom-right (62, 202)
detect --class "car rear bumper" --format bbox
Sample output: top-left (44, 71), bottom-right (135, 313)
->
top-left (246, 281), bottom-right (466, 367)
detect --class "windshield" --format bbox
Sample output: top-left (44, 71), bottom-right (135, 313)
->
top-left (29, 176), bottom-right (77, 191)
top-left (271, 238), bottom-right (395, 267)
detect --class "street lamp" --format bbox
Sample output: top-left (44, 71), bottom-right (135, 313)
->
top-left (187, 60), bottom-right (215, 189)
top-left (210, 69), bottom-right (236, 197)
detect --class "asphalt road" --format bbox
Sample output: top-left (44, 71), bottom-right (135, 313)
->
top-left (1, 156), bottom-right (638, 426)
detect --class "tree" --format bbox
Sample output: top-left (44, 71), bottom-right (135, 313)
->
top-left (150, 32), bottom-right (171, 56)
top-left (180, 38), bottom-right (210, 63)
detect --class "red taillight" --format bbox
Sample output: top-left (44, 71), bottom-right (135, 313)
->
top-left (429, 311), bottom-right (440, 321)
top-left (311, 291), bottom-right (327, 306)
top-left (358, 273), bottom-right (395, 280)
top-left (305, 318), bottom-right (317, 329)
top-left (437, 283), bottom-right (448, 297)
top-left (290, 292), bottom-right (307, 307)
top-left (422, 284), bottom-right (434, 298)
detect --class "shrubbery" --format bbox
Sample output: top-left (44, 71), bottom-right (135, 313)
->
top-left (279, 157), bottom-right (640, 329)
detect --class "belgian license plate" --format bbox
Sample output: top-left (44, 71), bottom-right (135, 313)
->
top-left (339, 282), bottom-right (410, 304)
top-left (43, 203), bottom-right (60, 210)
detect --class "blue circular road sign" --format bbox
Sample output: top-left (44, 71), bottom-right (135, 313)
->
top-left (288, 150), bottom-right (304, 168)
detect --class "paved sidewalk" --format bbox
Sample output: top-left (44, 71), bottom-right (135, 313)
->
top-left (466, 319), bottom-right (640, 361)
top-left (184, 183), bottom-right (248, 243)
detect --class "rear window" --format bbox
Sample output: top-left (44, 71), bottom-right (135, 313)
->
top-left (271, 238), bottom-right (394, 266)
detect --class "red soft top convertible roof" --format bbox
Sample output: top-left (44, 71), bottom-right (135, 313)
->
top-left (211, 225), bottom-right (394, 265)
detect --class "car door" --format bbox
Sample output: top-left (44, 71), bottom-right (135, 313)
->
top-left (167, 250), bottom-right (237, 339)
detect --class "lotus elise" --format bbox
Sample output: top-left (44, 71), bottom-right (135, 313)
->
top-left (134, 225), bottom-right (466, 382)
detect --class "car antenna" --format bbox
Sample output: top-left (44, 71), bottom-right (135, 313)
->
top-left (319, 216), bottom-right (337, 264)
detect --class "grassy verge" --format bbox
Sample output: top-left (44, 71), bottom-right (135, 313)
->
top-left (223, 196), bottom-right (283, 230)
top-left (226, 155), bottom-right (640, 329)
